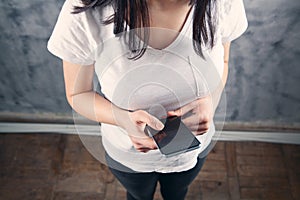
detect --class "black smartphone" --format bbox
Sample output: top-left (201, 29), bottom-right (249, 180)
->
top-left (144, 116), bottom-right (200, 157)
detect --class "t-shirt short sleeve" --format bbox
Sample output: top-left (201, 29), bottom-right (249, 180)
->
top-left (219, 0), bottom-right (248, 43)
top-left (47, 0), bottom-right (100, 65)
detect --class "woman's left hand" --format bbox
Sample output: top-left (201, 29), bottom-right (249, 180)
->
top-left (167, 95), bottom-right (214, 136)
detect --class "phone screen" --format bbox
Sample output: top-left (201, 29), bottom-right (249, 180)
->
top-left (144, 116), bottom-right (200, 157)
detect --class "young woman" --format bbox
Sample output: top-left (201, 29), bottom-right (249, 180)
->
top-left (48, 0), bottom-right (247, 199)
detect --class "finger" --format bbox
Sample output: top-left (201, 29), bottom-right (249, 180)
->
top-left (182, 115), bottom-right (209, 127)
top-left (131, 136), bottom-right (158, 149)
top-left (138, 110), bottom-right (164, 131)
top-left (193, 129), bottom-right (209, 136)
top-left (167, 110), bottom-right (177, 117)
top-left (136, 147), bottom-right (158, 153)
top-left (189, 123), bottom-right (210, 131)
top-left (140, 139), bottom-right (158, 149)
top-left (168, 101), bottom-right (198, 117)
top-left (128, 129), bottom-right (150, 139)
top-left (188, 123), bottom-right (210, 135)
top-left (137, 148), bottom-right (151, 153)
top-left (134, 144), bottom-right (157, 153)
top-left (137, 145), bottom-right (158, 151)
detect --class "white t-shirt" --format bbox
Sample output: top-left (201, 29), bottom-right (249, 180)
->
top-left (47, 0), bottom-right (248, 172)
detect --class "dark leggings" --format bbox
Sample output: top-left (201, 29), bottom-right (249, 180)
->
top-left (106, 154), bottom-right (206, 200)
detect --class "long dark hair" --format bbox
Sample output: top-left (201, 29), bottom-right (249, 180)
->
top-left (72, 0), bottom-right (216, 59)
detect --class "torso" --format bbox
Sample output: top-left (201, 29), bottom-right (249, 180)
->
top-left (94, 2), bottom-right (223, 173)
top-left (48, 0), bottom-right (248, 173)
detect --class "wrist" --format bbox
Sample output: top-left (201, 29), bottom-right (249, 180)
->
top-left (111, 104), bottom-right (130, 128)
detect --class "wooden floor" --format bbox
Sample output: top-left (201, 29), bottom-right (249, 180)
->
top-left (0, 133), bottom-right (299, 200)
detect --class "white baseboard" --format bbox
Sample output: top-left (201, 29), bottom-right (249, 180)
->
top-left (0, 122), bottom-right (299, 145)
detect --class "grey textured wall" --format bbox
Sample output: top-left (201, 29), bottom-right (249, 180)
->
top-left (226, 0), bottom-right (300, 122)
top-left (0, 0), bottom-right (299, 123)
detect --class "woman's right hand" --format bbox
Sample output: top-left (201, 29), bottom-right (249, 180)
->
top-left (61, 60), bottom-right (163, 153)
top-left (114, 108), bottom-right (164, 153)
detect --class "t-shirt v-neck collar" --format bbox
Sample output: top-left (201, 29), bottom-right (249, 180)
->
top-left (148, 5), bottom-right (194, 51)
top-left (162, 6), bottom-right (194, 50)
top-left (127, 5), bottom-right (194, 53)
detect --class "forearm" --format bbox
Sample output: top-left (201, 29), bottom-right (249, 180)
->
top-left (62, 60), bottom-right (128, 126)
top-left (68, 91), bottom-right (123, 125)
top-left (211, 42), bottom-right (230, 110)
top-left (221, 42), bottom-right (230, 88)
top-left (221, 62), bottom-right (229, 88)
top-left (211, 63), bottom-right (228, 108)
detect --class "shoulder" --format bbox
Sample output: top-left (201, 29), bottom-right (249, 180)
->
top-left (216, 0), bottom-right (248, 43)
top-left (47, 0), bottom-right (115, 65)
top-left (218, 0), bottom-right (247, 19)
top-left (57, 0), bottom-right (114, 28)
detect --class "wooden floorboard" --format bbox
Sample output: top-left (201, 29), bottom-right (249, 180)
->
top-left (0, 133), bottom-right (299, 200)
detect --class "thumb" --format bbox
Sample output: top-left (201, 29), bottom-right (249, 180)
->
top-left (140, 112), bottom-right (164, 131)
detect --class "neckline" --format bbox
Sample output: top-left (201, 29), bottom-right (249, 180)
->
top-left (152, 5), bottom-right (194, 51)
top-left (131, 5), bottom-right (195, 52)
